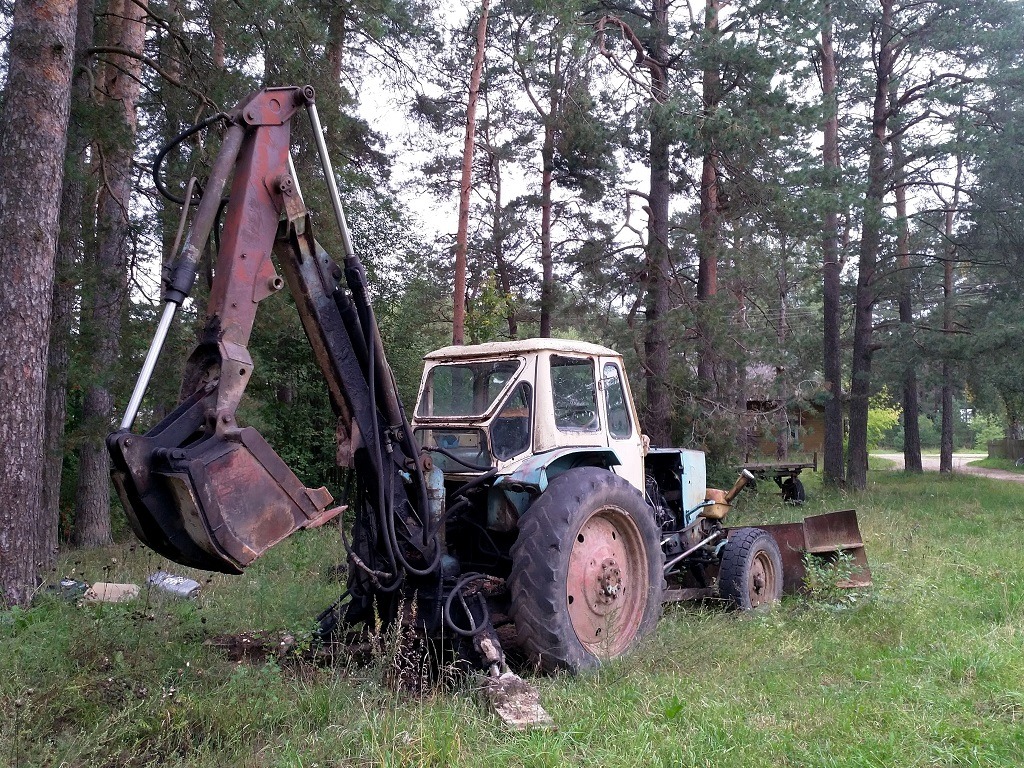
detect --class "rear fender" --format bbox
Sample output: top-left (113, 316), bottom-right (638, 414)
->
top-left (493, 447), bottom-right (621, 518)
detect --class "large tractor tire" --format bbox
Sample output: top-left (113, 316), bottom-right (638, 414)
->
top-left (509, 467), bottom-right (664, 673)
top-left (718, 527), bottom-right (783, 610)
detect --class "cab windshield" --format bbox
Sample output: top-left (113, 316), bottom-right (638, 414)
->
top-left (416, 359), bottom-right (521, 418)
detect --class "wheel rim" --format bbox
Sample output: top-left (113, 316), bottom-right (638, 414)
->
top-left (565, 507), bottom-right (649, 657)
top-left (747, 548), bottom-right (778, 607)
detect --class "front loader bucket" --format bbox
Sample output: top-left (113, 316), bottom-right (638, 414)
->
top-left (109, 420), bottom-right (343, 574)
top-left (756, 509), bottom-right (871, 594)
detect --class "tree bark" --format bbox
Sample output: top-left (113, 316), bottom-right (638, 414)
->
top-left (695, 0), bottom-right (721, 393)
top-left (847, 0), bottom-right (894, 490)
top-left (480, 103), bottom-right (518, 339)
top-left (211, 0), bottom-right (226, 70)
top-left (0, 0), bottom-right (77, 605)
top-left (642, 0), bottom-right (672, 447)
top-left (72, 0), bottom-right (148, 548)
top-left (820, 2), bottom-right (845, 487)
top-left (776, 238), bottom-right (790, 461)
top-left (326, 0), bottom-right (347, 81)
top-left (939, 148), bottom-right (964, 473)
top-left (890, 113), bottom-right (922, 472)
top-left (452, 0), bottom-right (490, 346)
top-left (538, 46), bottom-right (561, 338)
top-left (44, 0), bottom-right (96, 546)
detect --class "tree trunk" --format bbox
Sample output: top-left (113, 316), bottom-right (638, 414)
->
top-left (642, 0), bottom-right (672, 447)
top-left (538, 50), bottom-right (560, 338)
top-left (776, 238), bottom-right (790, 461)
top-left (326, 1), bottom-right (346, 81)
top-left (695, 0), bottom-right (721, 393)
top-left (452, 0), bottom-right (490, 345)
top-left (481, 105), bottom-right (518, 339)
top-left (72, 0), bottom-right (148, 548)
top-left (939, 149), bottom-right (963, 473)
top-left (890, 115), bottom-right (922, 472)
top-left (211, 0), bottom-right (226, 70)
top-left (820, 3), bottom-right (845, 487)
top-left (847, 0), bottom-right (894, 490)
top-left (0, 0), bottom-right (77, 605)
top-left (44, 0), bottom-right (96, 546)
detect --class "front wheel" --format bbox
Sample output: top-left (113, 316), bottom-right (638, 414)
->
top-left (509, 467), bottom-right (664, 673)
top-left (719, 527), bottom-right (783, 610)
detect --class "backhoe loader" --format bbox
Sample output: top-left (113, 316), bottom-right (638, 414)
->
top-left (109, 87), bottom-right (869, 695)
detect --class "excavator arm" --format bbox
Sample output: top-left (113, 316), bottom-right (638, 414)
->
top-left (107, 88), bottom-right (437, 626)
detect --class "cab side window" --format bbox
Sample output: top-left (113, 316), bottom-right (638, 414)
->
top-left (491, 382), bottom-right (532, 460)
top-left (603, 363), bottom-right (632, 439)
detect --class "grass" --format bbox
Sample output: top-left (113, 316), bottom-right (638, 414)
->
top-left (3, 472), bottom-right (1024, 767)
top-left (867, 454), bottom-right (899, 470)
top-left (969, 457), bottom-right (1024, 473)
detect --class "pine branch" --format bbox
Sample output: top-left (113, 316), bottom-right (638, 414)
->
top-left (87, 46), bottom-right (215, 108)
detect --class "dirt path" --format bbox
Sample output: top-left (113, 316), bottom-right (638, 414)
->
top-left (872, 452), bottom-right (1024, 484)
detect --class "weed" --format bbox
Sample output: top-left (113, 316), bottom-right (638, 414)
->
top-left (801, 549), bottom-right (865, 607)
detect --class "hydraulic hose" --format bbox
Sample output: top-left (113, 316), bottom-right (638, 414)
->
top-left (152, 112), bottom-right (229, 205)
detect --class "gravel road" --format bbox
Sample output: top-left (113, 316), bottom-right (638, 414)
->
top-left (871, 452), bottom-right (1024, 484)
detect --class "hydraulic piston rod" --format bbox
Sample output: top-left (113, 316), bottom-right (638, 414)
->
top-left (119, 119), bottom-right (247, 429)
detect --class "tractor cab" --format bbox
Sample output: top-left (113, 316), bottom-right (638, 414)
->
top-left (412, 339), bottom-right (646, 490)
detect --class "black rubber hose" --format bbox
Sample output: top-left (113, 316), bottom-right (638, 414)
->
top-left (153, 112), bottom-right (230, 205)
top-left (421, 446), bottom-right (494, 473)
top-left (442, 573), bottom-right (491, 638)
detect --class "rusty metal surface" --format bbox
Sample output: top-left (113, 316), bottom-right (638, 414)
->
top-left (751, 510), bottom-right (871, 594)
top-left (566, 510), bottom-right (647, 657)
top-left (751, 521), bottom-right (808, 595)
top-left (166, 427), bottom-right (336, 570)
top-left (482, 672), bottom-right (555, 730)
top-left (803, 509), bottom-right (871, 587)
top-left (803, 509), bottom-right (863, 552)
top-left (747, 546), bottom-right (780, 607)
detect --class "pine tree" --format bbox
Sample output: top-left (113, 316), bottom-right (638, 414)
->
top-left (0, 0), bottom-right (77, 604)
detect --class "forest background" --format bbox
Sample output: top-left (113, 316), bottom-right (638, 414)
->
top-left (2, 0), bottom-right (1024, 603)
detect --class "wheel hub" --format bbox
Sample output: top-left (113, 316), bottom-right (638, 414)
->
top-left (566, 510), bottom-right (648, 656)
top-left (748, 552), bottom-right (774, 605)
top-left (596, 557), bottom-right (622, 599)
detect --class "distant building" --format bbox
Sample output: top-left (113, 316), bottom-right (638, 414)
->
top-left (742, 363), bottom-right (827, 459)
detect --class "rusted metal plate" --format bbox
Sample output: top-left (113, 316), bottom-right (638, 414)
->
top-left (804, 509), bottom-right (871, 587)
top-left (803, 509), bottom-right (863, 552)
top-left (482, 672), bottom-right (555, 730)
top-left (753, 522), bottom-right (808, 595)
top-left (732, 510), bottom-right (871, 594)
top-left (176, 427), bottom-right (336, 570)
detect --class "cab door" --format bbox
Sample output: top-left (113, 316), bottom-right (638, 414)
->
top-left (599, 358), bottom-right (645, 492)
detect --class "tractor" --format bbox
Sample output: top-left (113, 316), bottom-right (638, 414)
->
top-left (107, 86), bottom-right (868, 693)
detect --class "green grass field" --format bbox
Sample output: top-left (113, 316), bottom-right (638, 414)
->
top-left (3, 471), bottom-right (1023, 767)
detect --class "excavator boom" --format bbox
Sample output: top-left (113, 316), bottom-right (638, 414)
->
top-left (107, 87), bottom-right (433, 625)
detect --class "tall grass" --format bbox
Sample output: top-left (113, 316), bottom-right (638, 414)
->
top-left (2, 472), bottom-right (1022, 766)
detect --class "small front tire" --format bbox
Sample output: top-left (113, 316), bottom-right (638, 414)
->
top-left (719, 527), bottom-right (783, 610)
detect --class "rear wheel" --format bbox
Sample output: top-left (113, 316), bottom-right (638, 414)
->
top-left (509, 467), bottom-right (664, 673)
top-left (719, 527), bottom-right (783, 610)
top-left (780, 477), bottom-right (806, 504)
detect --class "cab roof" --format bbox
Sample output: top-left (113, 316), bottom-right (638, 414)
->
top-left (423, 337), bottom-right (620, 361)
